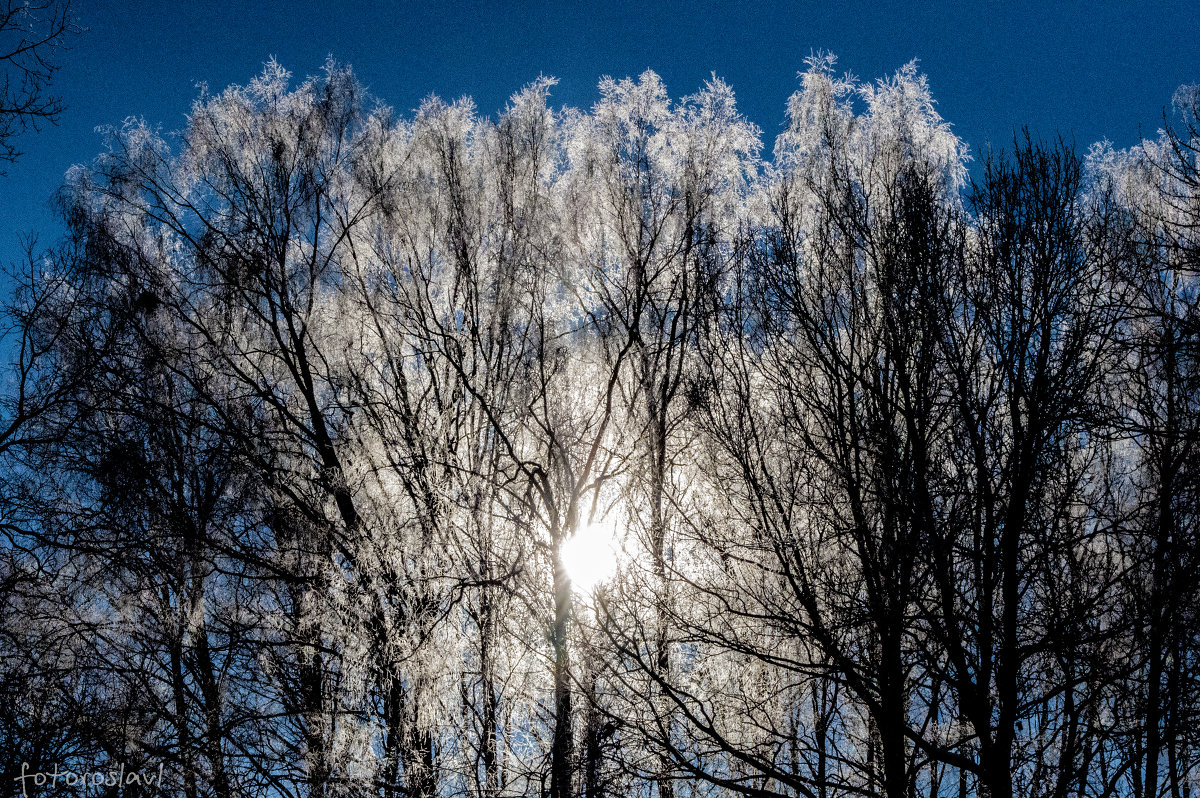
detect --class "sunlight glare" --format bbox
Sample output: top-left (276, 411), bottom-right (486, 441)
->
top-left (560, 518), bottom-right (621, 594)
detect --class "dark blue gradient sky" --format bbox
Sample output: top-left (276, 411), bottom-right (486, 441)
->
top-left (2, 0), bottom-right (1198, 268)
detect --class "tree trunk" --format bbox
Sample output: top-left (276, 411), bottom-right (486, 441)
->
top-left (550, 545), bottom-right (574, 798)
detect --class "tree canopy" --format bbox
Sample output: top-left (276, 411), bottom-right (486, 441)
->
top-left (1, 56), bottom-right (1198, 798)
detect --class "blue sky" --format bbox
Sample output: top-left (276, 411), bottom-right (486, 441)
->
top-left (2, 0), bottom-right (1198, 270)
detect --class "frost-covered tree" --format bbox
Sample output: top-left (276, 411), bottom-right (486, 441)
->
top-left (1086, 94), bottom-right (1200, 798)
top-left (3, 55), bottom-right (1199, 798)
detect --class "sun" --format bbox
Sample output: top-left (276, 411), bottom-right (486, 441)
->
top-left (560, 517), bottom-right (621, 594)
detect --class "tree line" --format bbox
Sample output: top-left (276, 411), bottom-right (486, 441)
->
top-left (0, 55), bottom-right (1197, 798)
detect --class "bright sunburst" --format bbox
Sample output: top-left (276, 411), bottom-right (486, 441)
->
top-left (560, 517), bottom-right (621, 594)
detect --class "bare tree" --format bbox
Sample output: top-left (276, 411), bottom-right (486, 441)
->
top-left (0, 0), bottom-right (74, 170)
